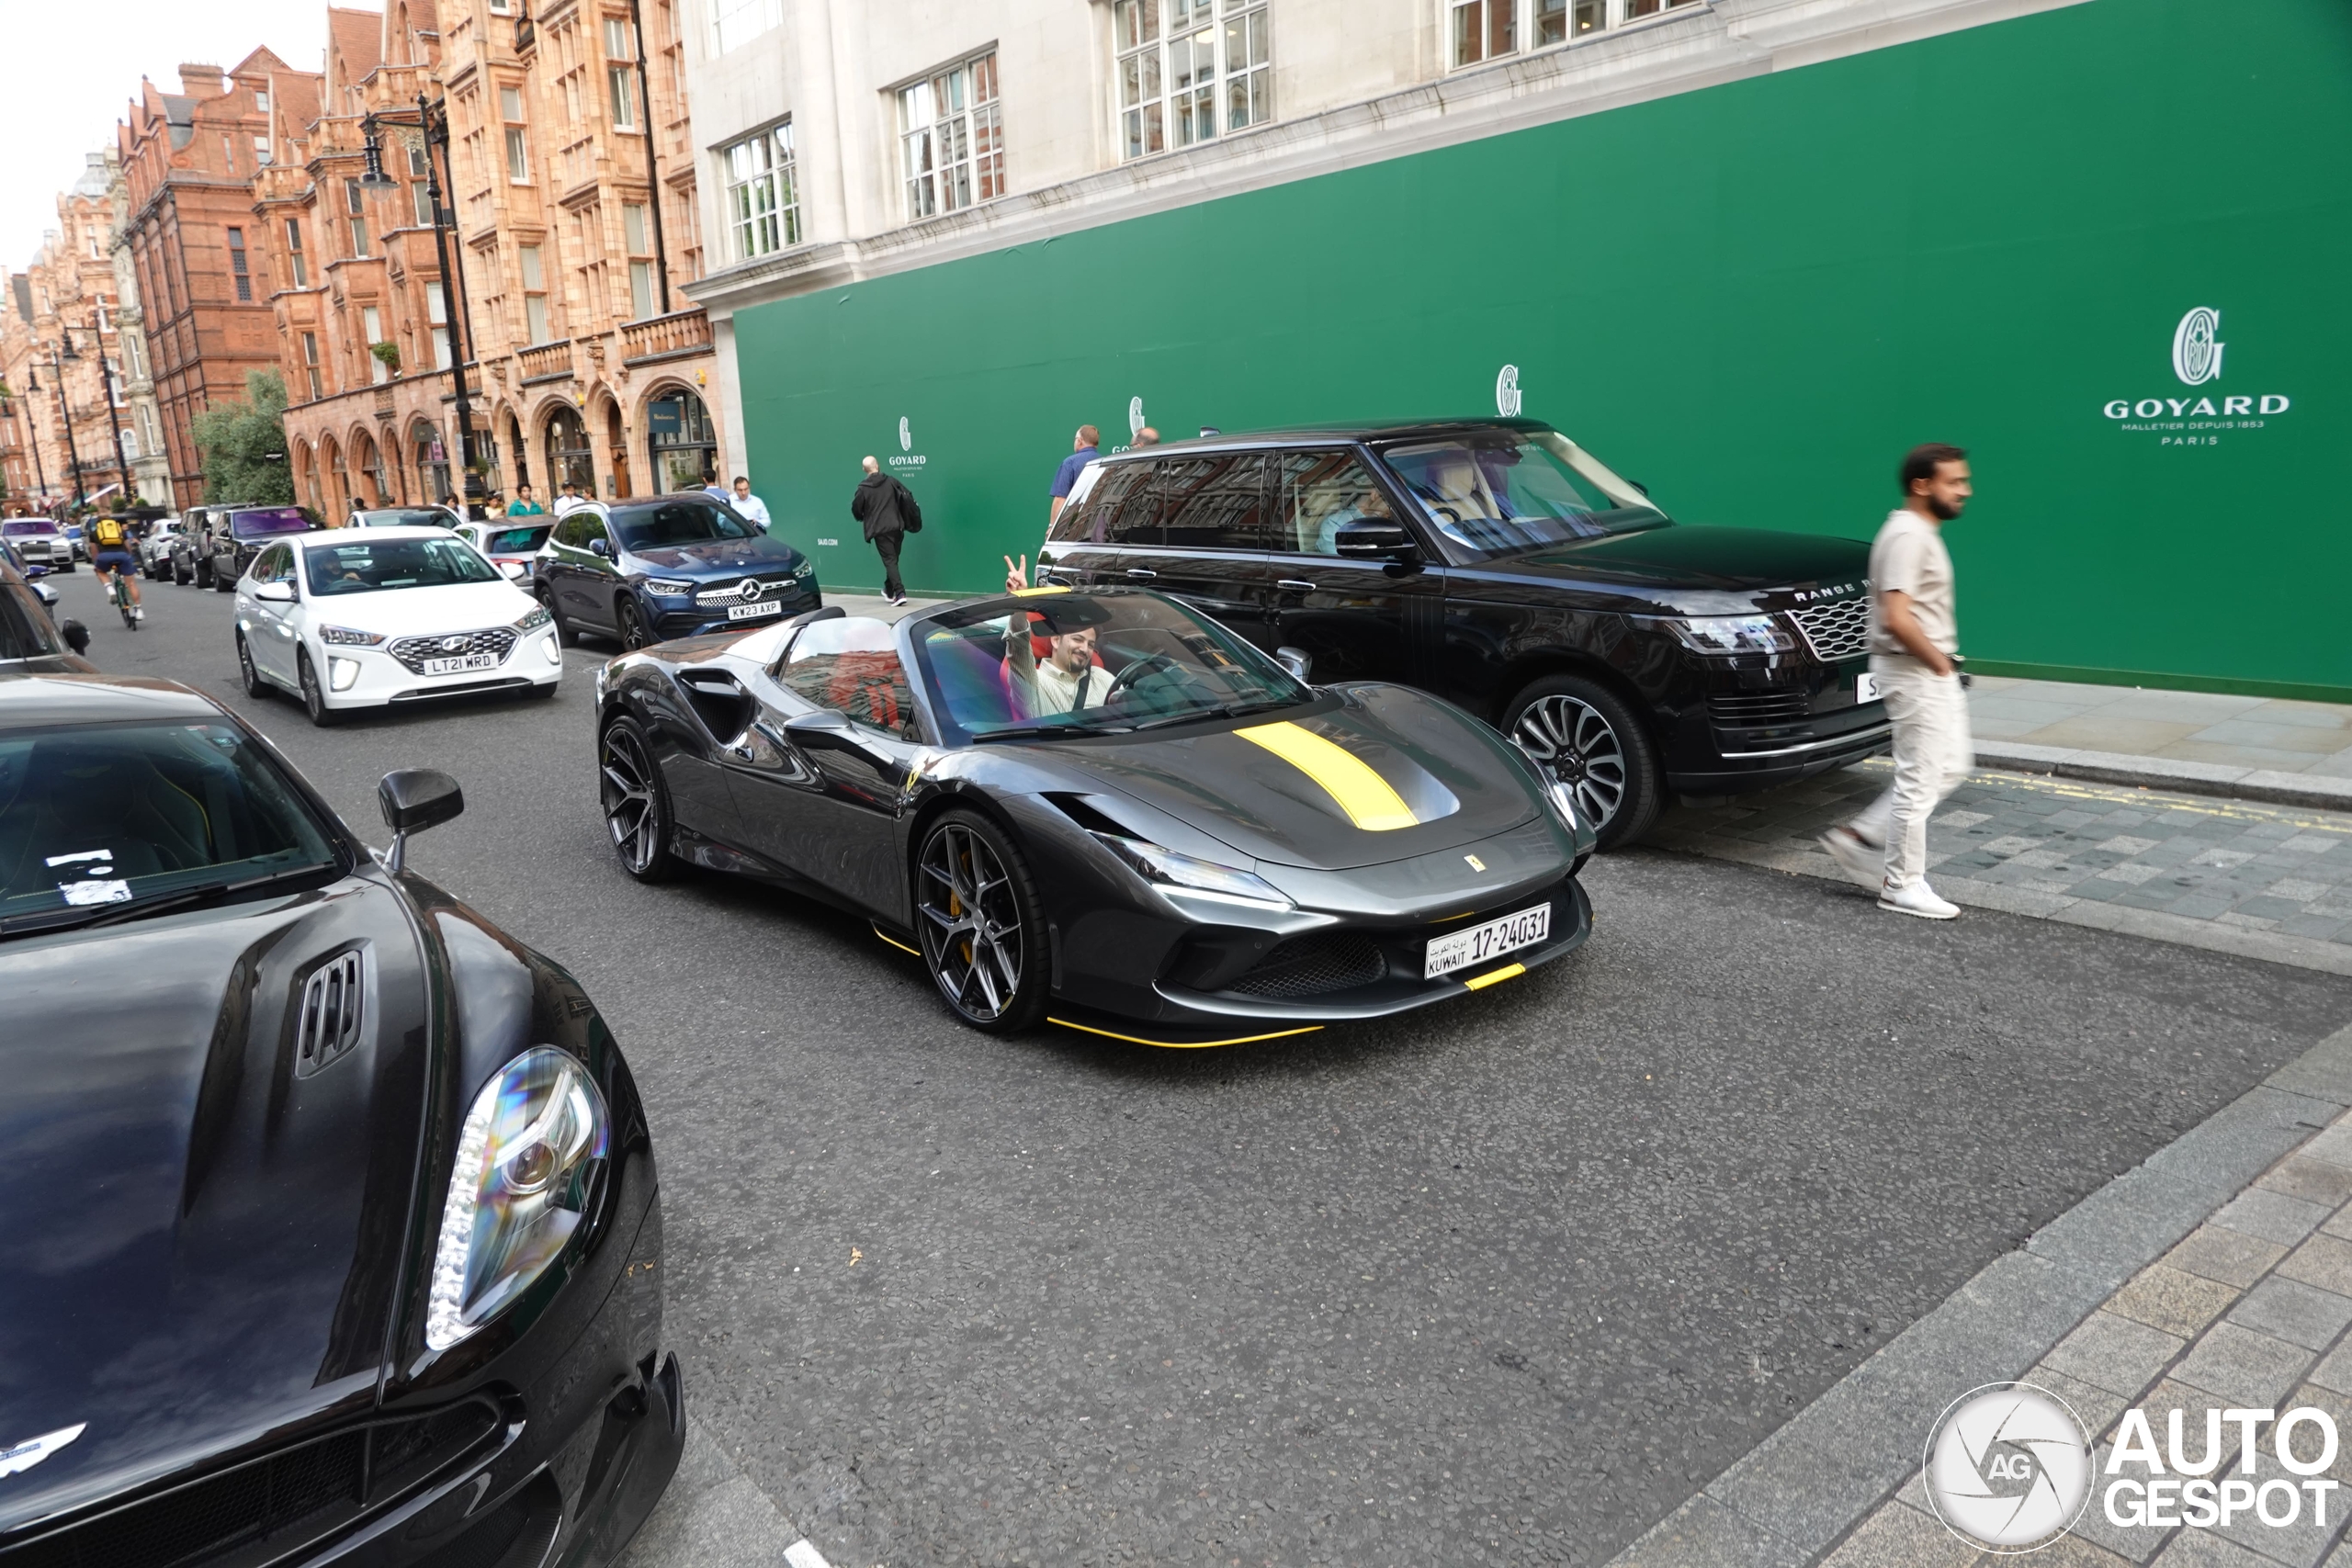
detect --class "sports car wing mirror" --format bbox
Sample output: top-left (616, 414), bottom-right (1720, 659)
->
top-left (60, 619), bottom-right (90, 655)
top-left (378, 768), bottom-right (465, 874)
top-left (1274, 646), bottom-right (1313, 683)
top-left (1332, 519), bottom-right (1418, 561)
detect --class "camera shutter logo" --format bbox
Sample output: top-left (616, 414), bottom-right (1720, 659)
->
top-left (1128, 397), bottom-right (1146, 438)
top-left (2172, 308), bottom-right (2223, 386)
top-left (1923, 1382), bottom-right (2092, 1552)
top-left (899, 417), bottom-right (911, 453)
top-left (1496, 365), bottom-right (1522, 417)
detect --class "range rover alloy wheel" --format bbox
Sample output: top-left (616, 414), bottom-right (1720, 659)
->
top-left (600, 719), bottom-right (680, 882)
top-left (915, 809), bottom-right (1047, 1033)
top-left (1505, 673), bottom-right (1661, 850)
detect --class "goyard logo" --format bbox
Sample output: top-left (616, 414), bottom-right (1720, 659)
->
top-left (1128, 396), bottom-right (1147, 437)
top-left (888, 415), bottom-right (926, 469)
top-left (899, 416), bottom-right (911, 453)
top-left (2103, 306), bottom-right (2290, 445)
top-left (2171, 307), bottom-right (2223, 386)
top-left (1495, 365), bottom-right (1522, 418)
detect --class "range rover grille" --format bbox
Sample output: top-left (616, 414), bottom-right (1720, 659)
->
top-left (1788, 597), bottom-right (1870, 662)
top-left (295, 951), bottom-right (364, 1077)
top-left (387, 627), bottom-right (517, 676)
top-left (1707, 692), bottom-right (1814, 728)
top-left (1227, 931), bottom-right (1385, 998)
top-left (0, 1402), bottom-right (498, 1568)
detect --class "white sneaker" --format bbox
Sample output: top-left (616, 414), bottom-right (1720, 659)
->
top-left (1818, 826), bottom-right (1883, 887)
top-left (1878, 879), bottom-right (1960, 920)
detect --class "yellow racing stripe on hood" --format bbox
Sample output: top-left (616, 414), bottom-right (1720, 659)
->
top-left (1232, 720), bottom-right (1419, 831)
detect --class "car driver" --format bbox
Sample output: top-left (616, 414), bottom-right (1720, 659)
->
top-left (1001, 554), bottom-right (1114, 716)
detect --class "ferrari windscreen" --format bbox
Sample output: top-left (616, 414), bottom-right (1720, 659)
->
top-left (912, 593), bottom-right (1307, 740)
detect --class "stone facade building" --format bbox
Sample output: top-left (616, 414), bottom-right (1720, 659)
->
top-left (0, 155), bottom-right (141, 512)
top-left (260, 0), bottom-right (722, 524)
top-left (118, 54), bottom-right (309, 510)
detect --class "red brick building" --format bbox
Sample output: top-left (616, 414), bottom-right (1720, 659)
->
top-left (118, 53), bottom-right (319, 508)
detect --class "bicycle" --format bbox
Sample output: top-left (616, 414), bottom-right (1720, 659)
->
top-left (105, 563), bottom-right (138, 630)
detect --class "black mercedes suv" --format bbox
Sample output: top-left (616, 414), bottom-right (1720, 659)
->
top-left (1035, 419), bottom-right (1888, 846)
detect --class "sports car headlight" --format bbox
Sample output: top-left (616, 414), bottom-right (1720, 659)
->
top-left (512, 604), bottom-right (552, 632)
top-left (1662, 615), bottom-right (1796, 656)
top-left (318, 624), bottom-right (385, 647)
top-left (1091, 831), bottom-right (1293, 910)
top-left (642, 578), bottom-right (693, 597)
top-left (426, 1046), bottom-right (609, 1351)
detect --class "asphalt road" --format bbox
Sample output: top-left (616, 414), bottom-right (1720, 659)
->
top-left (63, 570), bottom-right (2352, 1566)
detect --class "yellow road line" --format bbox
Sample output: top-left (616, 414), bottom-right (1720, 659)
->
top-left (1233, 720), bottom-right (1418, 831)
top-left (1047, 1017), bottom-right (1324, 1049)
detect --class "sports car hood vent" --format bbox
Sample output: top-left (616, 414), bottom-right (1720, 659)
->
top-left (0, 877), bottom-right (433, 1533)
top-left (1050, 688), bottom-right (1539, 873)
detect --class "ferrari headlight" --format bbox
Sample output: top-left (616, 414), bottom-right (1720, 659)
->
top-left (318, 624), bottom-right (385, 647)
top-left (1091, 831), bottom-right (1293, 910)
top-left (642, 578), bottom-right (692, 597)
top-left (1662, 615), bottom-right (1795, 656)
top-left (425, 1046), bottom-right (609, 1351)
top-left (513, 604), bottom-right (552, 632)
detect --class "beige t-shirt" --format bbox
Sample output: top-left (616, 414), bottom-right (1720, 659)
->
top-left (1868, 508), bottom-right (1959, 664)
top-left (1019, 657), bottom-right (1114, 715)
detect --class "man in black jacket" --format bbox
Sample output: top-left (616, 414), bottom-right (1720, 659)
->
top-left (851, 456), bottom-right (920, 606)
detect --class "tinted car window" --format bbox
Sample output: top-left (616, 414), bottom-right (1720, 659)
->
top-left (304, 536), bottom-right (502, 596)
top-left (1377, 431), bottom-right (1663, 558)
top-left (0, 720), bottom-right (342, 931)
top-left (1047, 461), bottom-right (1148, 547)
top-left (0, 585), bottom-right (65, 661)
top-left (1, 523), bottom-right (51, 538)
top-left (1159, 454), bottom-right (1270, 552)
top-left (1271, 451), bottom-right (1400, 558)
top-left (610, 499), bottom-right (754, 551)
top-left (776, 618), bottom-right (919, 739)
top-left (481, 524), bottom-right (551, 554)
top-left (556, 512), bottom-right (609, 548)
top-left (229, 507), bottom-right (313, 538)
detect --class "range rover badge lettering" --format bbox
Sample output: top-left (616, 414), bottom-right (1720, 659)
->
top-left (0, 1424), bottom-right (86, 1479)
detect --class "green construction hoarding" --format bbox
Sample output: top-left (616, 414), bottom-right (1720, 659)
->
top-left (731, 0), bottom-right (2352, 701)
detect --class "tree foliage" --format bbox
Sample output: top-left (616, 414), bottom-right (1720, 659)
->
top-left (192, 369), bottom-right (295, 506)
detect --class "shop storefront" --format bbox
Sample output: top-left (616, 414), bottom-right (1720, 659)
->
top-left (717, 0), bottom-right (2349, 701)
top-left (647, 390), bottom-right (717, 495)
top-left (545, 407), bottom-right (595, 494)
top-left (412, 421), bottom-right (452, 506)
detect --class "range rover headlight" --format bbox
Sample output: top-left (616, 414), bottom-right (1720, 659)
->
top-left (318, 624), bottom-right (386, 646)
top-left (425, 1046), bottom-right (609, 1351)
top-left (512, 604), bottom-right (552, 632)
top-left (1662, 615), bottom-right (1796, 656)
top-left (642, 578), bottom-right (693, 597)
top-left (1091, 831), bottom-right (1293, 910)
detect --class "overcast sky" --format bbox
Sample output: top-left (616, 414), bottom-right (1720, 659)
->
top-left (0, 0), bottom-right (359, 271)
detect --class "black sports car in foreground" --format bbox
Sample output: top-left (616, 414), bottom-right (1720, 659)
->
top-left (594, 588), bottom-right (1596, 1044)
top-left (0, 674), bottom-right (679, 1565)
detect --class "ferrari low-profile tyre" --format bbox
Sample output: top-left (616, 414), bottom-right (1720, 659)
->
top-left (297, 649), bottom-right (339, 728)
top-left (914, 808), bottom-right (1049, 1034)
top-left (599, 719), bottom-right (681, 883)
top-left (617, 599), bottom-right (653, 651)
top-left (237, 635), bottom-right (269, 699)
top-left (1503, 671), bottom-right (1662, 851)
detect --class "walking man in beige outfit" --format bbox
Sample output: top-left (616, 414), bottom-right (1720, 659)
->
top-left (1821, 444), bottom-right (1974, 919)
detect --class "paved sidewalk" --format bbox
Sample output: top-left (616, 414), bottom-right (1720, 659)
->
top-left (1614, 1023), bottom-right (2352, 1568)
top-left (1657, 761), bottom-right (2352, 976)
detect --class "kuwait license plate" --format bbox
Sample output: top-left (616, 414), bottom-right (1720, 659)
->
top-left (1855, 671), bottom-right (1881, 704)
top-left (1424, 903), bottom-right (1552, 980)
top-left (728, 599), bottom-right (783, 621)
top-left (423, 652), bottom-right (498, 675)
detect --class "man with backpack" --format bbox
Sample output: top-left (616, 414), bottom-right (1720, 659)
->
top-left (850, 456), bottom-right (922, 606)
top-left (89, 513), bottom-right (142, 621)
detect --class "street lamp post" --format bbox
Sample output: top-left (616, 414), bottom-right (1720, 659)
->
top-left (90, 310), bottom-right (130, 505)
top-left (360, 97), bottom-right (482, 519)
top-left (45, 336), bottom-right (85, 510)
top-left (17, 376), bottom-right (50, 503)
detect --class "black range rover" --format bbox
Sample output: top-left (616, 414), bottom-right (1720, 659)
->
top-left (1035, 420), bottom-right (1887, 846)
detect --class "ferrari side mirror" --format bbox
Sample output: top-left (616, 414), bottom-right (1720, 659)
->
top-left (379, 768), bottom-right (465, 873)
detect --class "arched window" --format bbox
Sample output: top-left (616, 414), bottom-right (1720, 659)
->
top-left (413, 420), bottom-right (452, 504)
top-left (645, 388), bottom-right (717, 493)
top-left (545, 406), bottom-right (594, 493)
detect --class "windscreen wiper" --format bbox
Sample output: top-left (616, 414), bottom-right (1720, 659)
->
top-left (0, 863), bottom-right (340, 940)
top-left (1125, 698), bottom-right (1293, 732)
top-left (969, 720), bottom-right (1132, 743)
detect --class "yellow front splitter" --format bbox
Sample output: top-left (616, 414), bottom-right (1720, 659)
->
top-left (1046, 1016), bottom-right (1325, 1050)
top-left (1463, 962), bottom-right (1526, 991)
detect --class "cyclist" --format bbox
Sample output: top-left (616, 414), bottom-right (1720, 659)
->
top-left (90, 513), bottom-right (143, 621)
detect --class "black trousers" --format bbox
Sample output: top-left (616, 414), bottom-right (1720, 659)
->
top-left (873, 531), bottom-right (903, 599)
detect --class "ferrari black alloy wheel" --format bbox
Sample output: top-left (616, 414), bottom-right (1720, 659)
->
top-left (237, 634), bottom-right (268, 699)
top-left (915, 808), bottom-right (1047, 1033)
top-left (1505, 673), bottom-right (1660, 849)
top-left (600, 719), bottom-right (680, 882)
top-left (297, 650), bottom-right (338, 728)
